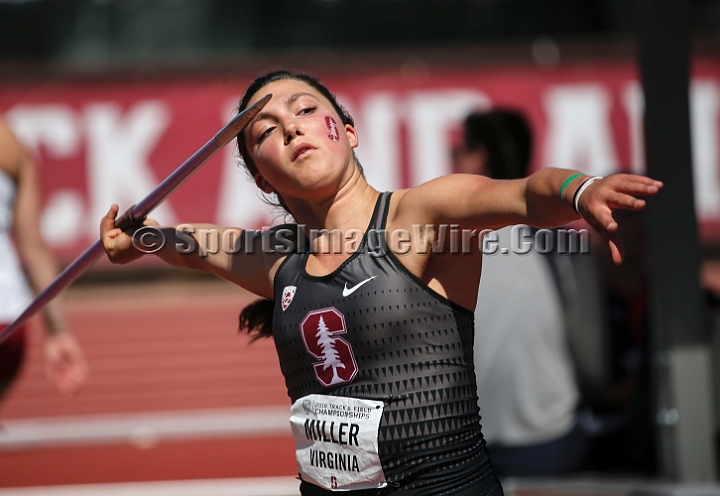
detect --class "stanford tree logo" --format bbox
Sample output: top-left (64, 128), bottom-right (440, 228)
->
top-left (300, 308), bottom-right (358, 387)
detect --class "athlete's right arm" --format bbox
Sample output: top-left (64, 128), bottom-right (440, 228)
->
top-left (100, 204), bottom-right (276, 298)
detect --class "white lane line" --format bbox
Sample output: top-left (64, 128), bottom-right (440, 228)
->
top-left (0, 406), bottom-right (291, 450)
top-left (0, 476), bottom-right (301, 496)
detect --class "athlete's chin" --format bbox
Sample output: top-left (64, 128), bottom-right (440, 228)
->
top-left (298, 179), bottom-right (340, 199)
top-left (296, 165), bottom-right (341, 187)
top-left (278, 159), bottom-right (353, 200)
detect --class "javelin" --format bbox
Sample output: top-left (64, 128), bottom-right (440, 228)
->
top-left (0, 94), bottom-right (272, 344)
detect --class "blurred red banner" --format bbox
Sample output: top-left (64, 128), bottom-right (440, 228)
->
top-left (2, 59), bottom-right (720, 261)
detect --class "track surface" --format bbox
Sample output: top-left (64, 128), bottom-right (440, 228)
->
top-left (0, 279), bottom-right (298, 488)
top-left (3, 279), bottom-right (718, 496)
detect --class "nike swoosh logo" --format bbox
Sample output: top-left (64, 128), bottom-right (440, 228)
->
top-left (342, 275), bottom-right (378, 297)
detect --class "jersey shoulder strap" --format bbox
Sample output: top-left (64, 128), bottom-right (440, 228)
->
top-left (366, 191), bottom-right (392, 255)
top-left (371, 191), bottom-right (392, 230)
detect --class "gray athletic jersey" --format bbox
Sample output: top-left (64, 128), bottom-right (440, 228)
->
top-left (273, 192), bottom-right (493, 495)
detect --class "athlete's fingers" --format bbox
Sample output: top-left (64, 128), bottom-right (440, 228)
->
top-left (579, 176), bottom-right (659, 215)
top-left (101, 205), bottom-right (122, 252)
top-left (604, 175), bottom-right (663, 196)
top-left (581, 200), bottom-right (626, 264)
top-left (577, 175), bottom-right (660, 265)
top-left (606, 193), bottom-right (646, 210)
top-left (104, 227), bottom-right (123, 239)
top-left (587, 205), bottom-right (618, 233)
top-left (608, 236), bottom-right (625, 265)
top-left (100, 204), bottom-right (119, 237)
top-left (106, 203), bottom-right (119, 220)
top-left (100, 203), bottom-right (141, 263)
top-left (583, 209), bottom-right (625, 264)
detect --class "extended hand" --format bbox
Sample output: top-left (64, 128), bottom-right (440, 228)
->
top-left (576, 174), bottom-right (663, 264)
top-left (44, 331), bottom-right (88, 395)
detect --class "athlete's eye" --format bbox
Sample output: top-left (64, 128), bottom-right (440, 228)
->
top-left (299, 106), bottom-right (316, 115)
top-left (257, 126), bottom-right (274, 143)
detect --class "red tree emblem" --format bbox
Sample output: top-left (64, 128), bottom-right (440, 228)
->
top-left (325, 116), bottom-right (340, 142)
top-left (300, 308), bottom-right (358, 387)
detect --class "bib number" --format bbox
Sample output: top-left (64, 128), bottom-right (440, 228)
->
top-left (290, 394), bottom-right (387, 491)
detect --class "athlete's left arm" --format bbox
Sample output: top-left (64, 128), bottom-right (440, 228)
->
top-left (394, 168), bottom-right (662, 264)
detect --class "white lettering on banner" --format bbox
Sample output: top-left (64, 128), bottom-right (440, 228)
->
top-left (290, 394), bottom-right (386, 491)
top-left (622, 82), bottom-right (645, 175)
top-left (41, 192), bottom-right (86, 247)
top-left (216, 98), bottom-right (273, 227)
top-left (6, 105), bottom-right (85, 246)
top-left (85, 101), bottom-right (177, 235)
top-left (543, 85), bottom-right (619, 177)
top-left (7, 70), bottom-right (720, 249)
top-left (407, 90), bottom-right (490, 185)
top-left (6, 105), bottom-right (80, 157)
top-left (344, 93), bottom-right (403, 192)
top-left (691, 81), bottom-right (720, 218)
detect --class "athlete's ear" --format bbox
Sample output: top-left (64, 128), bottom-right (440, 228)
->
top-left (254, 173), bottom-right (274, 194)
top-left (344, 124), bottom-right (358, 149)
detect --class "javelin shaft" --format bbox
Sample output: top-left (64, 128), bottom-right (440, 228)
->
top-left (0, 241), bottom-right (105, 343)
top-left (0, 94), bottom-right (271, 344)
top-left (116, 94), bottom-right (272, 229)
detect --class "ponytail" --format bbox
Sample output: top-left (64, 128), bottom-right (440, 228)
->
top-left (239, 298), bottom-right (275, 342)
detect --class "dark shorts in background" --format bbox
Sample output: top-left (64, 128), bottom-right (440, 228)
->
top-left (0, 324), bottom-right (27, 398)
top-left (488, 422), bottom-right (589, 478)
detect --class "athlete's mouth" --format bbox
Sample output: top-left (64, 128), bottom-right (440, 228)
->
top-left (292, 144), bottom-right (316, 162)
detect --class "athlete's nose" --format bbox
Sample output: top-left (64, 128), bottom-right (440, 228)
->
top-left (284, 120), bottom-right (303, 145)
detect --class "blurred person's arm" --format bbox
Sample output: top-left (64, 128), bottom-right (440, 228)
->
top-left (1, 118), bottom-right (88, 394)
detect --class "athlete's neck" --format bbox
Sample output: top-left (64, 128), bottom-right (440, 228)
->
top-left (286, 167), bottom-right (379, 236)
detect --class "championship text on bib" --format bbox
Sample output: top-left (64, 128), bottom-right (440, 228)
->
top-left (290, 394), bottom-right (387, 491)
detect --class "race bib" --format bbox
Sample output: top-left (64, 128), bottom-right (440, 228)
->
top-left (290, 394), bottom-right (387, 491)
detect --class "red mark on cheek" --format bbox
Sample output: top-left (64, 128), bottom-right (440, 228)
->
top-left (325, 116), bottom-right (340, 142)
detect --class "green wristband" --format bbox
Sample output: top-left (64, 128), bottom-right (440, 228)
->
top-left (559, 173), bottom-right (584, 204)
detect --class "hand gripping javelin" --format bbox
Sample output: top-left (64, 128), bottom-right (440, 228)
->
top-left (0, 94), bottom-right (272, 345)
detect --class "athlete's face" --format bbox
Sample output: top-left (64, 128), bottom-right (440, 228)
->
top-left (244, 79), bottom-right (358, 200)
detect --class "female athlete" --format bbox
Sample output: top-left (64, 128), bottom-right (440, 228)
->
top-left (101, 71), bottom-right (661, 495)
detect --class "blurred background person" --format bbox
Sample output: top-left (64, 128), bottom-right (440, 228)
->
top-left (452, 109), bottom-right (610, 477)
top-left (0, 116), bottom-right (87, 401)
